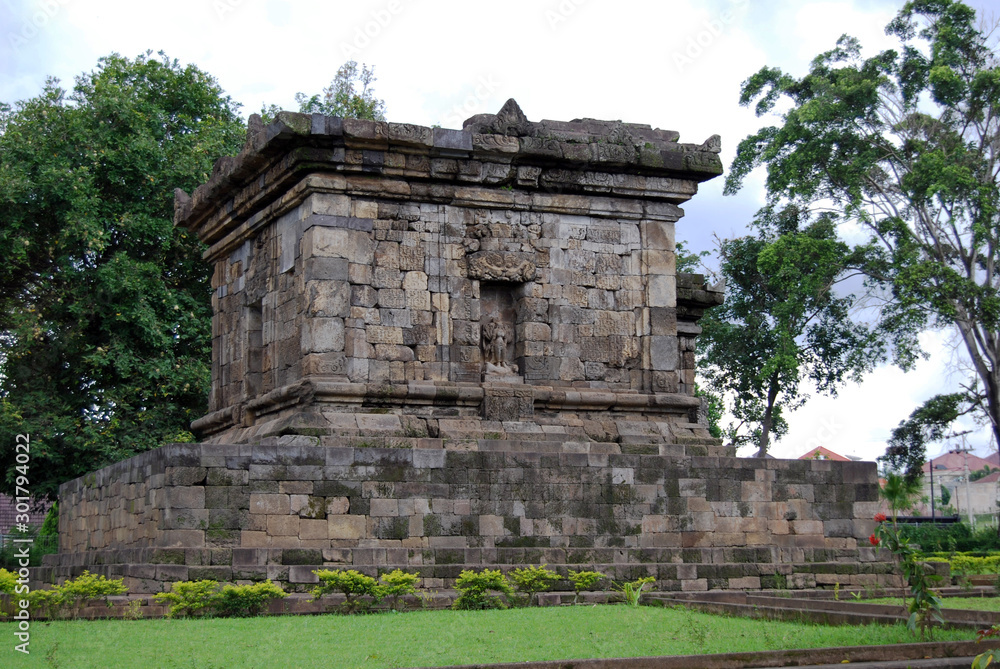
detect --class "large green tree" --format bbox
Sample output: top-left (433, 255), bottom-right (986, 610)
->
top-left (0, 52), bottom-right (245, 499)
top-left (725, 0), bottom-right (1000, 452)
top-left (699, 209), bottom-right (886, 457)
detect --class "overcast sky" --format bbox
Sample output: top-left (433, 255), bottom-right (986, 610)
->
top-left (2, 0), bottom-right (998, 462)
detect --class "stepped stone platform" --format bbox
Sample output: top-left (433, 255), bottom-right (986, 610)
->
top-left (39, 101), bottom-right (890, 592)
top-left (38, 438), bottom-right (888, 593)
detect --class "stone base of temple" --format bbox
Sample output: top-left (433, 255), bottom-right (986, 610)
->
top-left (37, 438), bottom-right (889, 594)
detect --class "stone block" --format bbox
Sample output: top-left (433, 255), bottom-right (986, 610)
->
top-left (371, 499), bottom-right (399, 517)
top-left (402, 271), bottom-right (428, 291)
top-left (161, 508), bottom-right (209, 530)
top-left (306, 280), bottom-right (350, 318)
top-left (267, 515), bottom-right (300, 536)
top-left (378, 288), bottom-right (406, 309)
top-left (681, 578), bottom-right (708, 591)
top-left (647, 275), bottom-right (676, 308)
top-left (328, 515), bottom-right (367, 539)
top-left (288, 565), bottom-right (321, 583)
top-left (326, 497), bottom-right (349, 516)
top-left (164, 486), bottom-right (205, 509)
top-left (301, 318), bottom-right (345, 353)
top-left (303, 227), bottom-right (374, 264)
top-left (166, 467), bottom-right (207, 486)
top-left (729, 576), bottom-right (761, 589)
top-left (250, 494), bottom-right (290, 515)
top-left (299, 519), bottom-right (329, 540)
top-left (305, 257), bottom-right (349, 282)
top-left (649, 336), bottom-right (679, 371)
top-left (367, 326), bottom-right (404, 345)
top-left (479, 515), bottom-right (504, 536)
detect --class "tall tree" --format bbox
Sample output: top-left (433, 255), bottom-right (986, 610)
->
top-left (880, 392), bottom-right (969, 480)
top-left (0, 52), bottom-right (245, 499)
top-left (699, 208), bottom-right (887, 456)
top-left (725, 0), bottom-right (1000, 450)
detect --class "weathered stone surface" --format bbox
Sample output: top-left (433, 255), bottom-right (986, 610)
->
top-left (41, 104), bottom-right (890, 598)
top-left (44, 441), bottom-right (891, 595)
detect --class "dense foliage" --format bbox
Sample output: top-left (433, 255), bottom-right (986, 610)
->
top-left (699, 211), bottom-right (885, 456)
top-left (900, 521), bottom-right (1000, 553)
top-left (452, 569), bottom-right (514, 610)
top-left (881, 393), bottom-right (968, 480)
top-left (725, 0), bottom-right (1000, 453)
top-left (0, 52), bottom-right (246, 499)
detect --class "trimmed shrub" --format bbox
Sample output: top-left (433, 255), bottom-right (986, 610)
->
top-left (567, 569), bottom-right (605, 604)
top-left (153, 580), bottom-right (220, 618)
top-left (28, 570), bottom-right (127, 619)
top-left (452, 569), bottom-right (512, 610)
top-left (215, 581), bottom-right (286, 617)
top-left (379, 569), bottom-right (419, 610)
top-left (508, 565), bottom-right (560, 606)
top-left (923, 553), bottom-right (1000, 577)
top-left (311, 569), bottom-right (383, 613)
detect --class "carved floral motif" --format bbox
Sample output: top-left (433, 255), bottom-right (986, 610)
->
top-left (467, 251), bottom-right (536, 282)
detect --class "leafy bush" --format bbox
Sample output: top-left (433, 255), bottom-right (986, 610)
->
top-left (153, 580), bottom-right (221, 618)
top-left (0, 525), bottom-right (58, 569)
top-left (0, 568), bottom-right (16, 595)
top-left (214, 581), bottom-right (286, 618)
top-left (615, 576), bottom-right (655, 607)
top-left (28, 570), bottom-right (127, 619)
top-left (311, 569), bottom-right (383, 612)
top-left (567, 569), bottom-right (605, 604)
top-left (508, 565), bottom-right (560, 606)
top-left (39, 503), bottom-right (58, 537)
top-left (379, 569), bottom-right (419, 610)
top-left (901, 522), bottom-right (1000, 553)
top-left (922, 553), bottom-right (1000, 576)
top-left (452, 569), bottom-right (512, 610)
top-left (27, 588), bottom-right (63, 620)
top-left (0, 568), bottom-right (19, 618)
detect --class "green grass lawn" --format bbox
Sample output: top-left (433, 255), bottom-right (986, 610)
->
top-left (0, 605), bottom-right (977, 669)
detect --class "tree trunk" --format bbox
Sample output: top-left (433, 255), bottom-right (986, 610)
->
top-left (756, 375), bottom-right (781, 458)
top-left (953, 316), bottom-right (1000, 451)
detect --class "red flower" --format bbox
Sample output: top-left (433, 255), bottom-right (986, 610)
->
top-left (873, 512), bottom-right (887, 523)
top-left (869, 533), bottom-right (880, 546)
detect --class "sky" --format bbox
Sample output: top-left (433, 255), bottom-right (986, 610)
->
top-left (2, 0), bottom-right (999, 463)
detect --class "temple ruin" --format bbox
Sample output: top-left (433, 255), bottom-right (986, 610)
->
top-left (39, 101), bottom-right (890, 593)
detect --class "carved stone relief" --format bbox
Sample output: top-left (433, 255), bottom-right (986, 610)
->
top-left (467, 251), bottom-right (536, 282)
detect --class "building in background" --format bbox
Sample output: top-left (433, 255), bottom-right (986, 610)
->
top-left (798, 446), bottom-right (857, 462)
top-left (916, 450), bottom-right (998, 523)
top-left (0, 496), bottom-right (50, 535)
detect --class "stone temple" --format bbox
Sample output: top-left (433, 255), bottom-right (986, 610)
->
top-left (38, 101), bottom-right (891, 593)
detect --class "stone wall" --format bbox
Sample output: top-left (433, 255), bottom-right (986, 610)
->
top-left (40, 439), bottom-right (891, 593)
top-left (178, 100), bottom-right (724, 444)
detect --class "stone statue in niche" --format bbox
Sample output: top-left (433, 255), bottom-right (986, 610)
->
top-left (482, 318), bottom-right (518, 376)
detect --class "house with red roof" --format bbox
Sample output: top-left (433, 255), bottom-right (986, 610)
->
top-left (917, 449), bottom-right (1000, 522)
top-left (798, 446), bottom-right (853, 462)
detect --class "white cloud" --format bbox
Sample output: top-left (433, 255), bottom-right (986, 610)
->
top-left (769, 329), bottom-right (996, 463)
